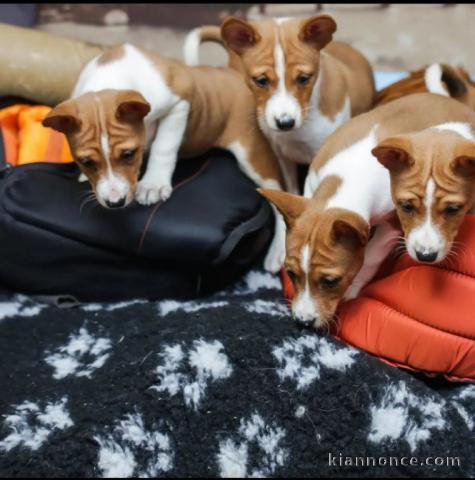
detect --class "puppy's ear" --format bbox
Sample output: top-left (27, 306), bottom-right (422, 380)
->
top-left (451, 140), bottom-right (475, 178)
top-left (372, 136), bottom-right (413, 173)
top-left (332, 213), bottom-right (369, 249)
top-left (299, 15), bottom-right (337, 50)
top-left (257, 188), bottom-right (308, 229)
top-left (116, 90), bottom-right (151, 123)
top-left (42, 100), bottom-right (81, 134)
top-left (221, 17), bottom-right (260, 54)
top-left (439, 64), bottom-right (468, 98)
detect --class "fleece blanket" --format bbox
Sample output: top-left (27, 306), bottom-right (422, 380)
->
top-left (0, 269), bottom-right (473, 478)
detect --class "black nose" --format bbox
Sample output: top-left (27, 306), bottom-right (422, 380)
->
top-left (105, 197), bottom-right (126, 208)
top-left (295, 318), bottom-right (314, 328)
top-left (415, 250), bottom-right (438, 263)
top-left (275, 116), bottom-right (295, 131)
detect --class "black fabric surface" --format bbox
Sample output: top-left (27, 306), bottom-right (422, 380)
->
top-left (0, 270), bottom-right (473, 478)
top-left (0, 149), bottom-right (273, 301)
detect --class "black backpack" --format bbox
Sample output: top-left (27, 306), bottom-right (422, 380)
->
top-left (0, 145), bottom-right (274, 303)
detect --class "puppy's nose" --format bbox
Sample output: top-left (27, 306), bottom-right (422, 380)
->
top-left (294, 315), bottom-right (315, 328)
top-left (105, 197), bottom-right (126, 209)
top-left (415, 250), bottom-right (438, 263)
top-left (275, 116), bottom-right (295, 131)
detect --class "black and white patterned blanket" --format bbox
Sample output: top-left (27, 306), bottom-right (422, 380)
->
top-left (0, 270), bottom-right (473, 477)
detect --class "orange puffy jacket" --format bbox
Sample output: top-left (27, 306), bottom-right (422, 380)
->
top-left (282, 215), bottom-right (475, 382)
top-left (0, 104), bottom-right (72, 166)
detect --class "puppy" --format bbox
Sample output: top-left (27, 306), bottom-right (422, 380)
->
top-left (184, 15), bottom-right (375, 193)
top-left (373, 120), bottom-right (475, 263)
top-left (376, 63), bottom-right (475, 109)
top-left (43, 43), bottom-right (286, 272)
top-left (259, 93), bottom-right (475, 328)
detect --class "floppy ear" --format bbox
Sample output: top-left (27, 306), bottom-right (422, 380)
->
top-left (42, 100), bottom-right (81, 134)
top-left (371, 136), bottom-right (413, 173)
top-left (451, 140), bottom-right (475, 178)
top-left (451, 156), bottom-right (475, 178)
top-left (439, 64), bottom-right (468, 98)
top-left (257, 188), bottom-right (308, 229)
top-left (221, 16), bottom-right (260, 54)
top-left (116, 91), bottom-right (151, 123)
top-left (299, 15), bottom-right (337, 50)
top-left (332, 214), bottom-right (369, 249)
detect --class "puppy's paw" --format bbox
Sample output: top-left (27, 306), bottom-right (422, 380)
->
top-left (135, 181), bottom-right (172, 206)
top-left (78, 173), bottom-right (88, 183)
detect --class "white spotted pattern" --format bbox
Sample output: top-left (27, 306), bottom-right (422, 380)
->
top-left (217, 412), bottom-right (288, 478)
top-left (45, 327), bottom-right (112, 379)
top-left (95, 412), bottom-right (173, 478)
top-left (158, 300), bottom-right (228, 316)
top-left (81, 299), bottom-right (147, 312)
top-left (245, 299), bottom-right (289, 317)
top-left (368, 381), bottom-right (446, 452)
top-left (151, 339), bottom-right (233, 409)
top-left (231, 270), bottom-right (282, 295)
top-left (0, 295), bottom-right (44, 322)
top-left (450, 385), bottom-right (475, 431)
top-left (0, 397), bottom-right (73, 452)
top-left (273, 335), bottom-right (359, 390)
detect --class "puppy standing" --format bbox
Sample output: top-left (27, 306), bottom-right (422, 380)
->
top-left (184, 15), bottom-right (375, 194)
top-left (43, 43), bottom-right (287, 272)
top-left (259, 93), bottom-right (475, 328)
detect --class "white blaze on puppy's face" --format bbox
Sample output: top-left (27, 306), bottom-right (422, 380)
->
top-left (292, 244), bottom-right (320, 325)
top-left (264, 42), bottom-right (303, 131)
top-left (406, 178), bottom-right (445, 262)
top-left (95, 132), bottom-right (131, 207)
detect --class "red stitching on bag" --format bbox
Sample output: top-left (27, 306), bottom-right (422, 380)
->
top-left (137, 159), bottom-right (211, 255)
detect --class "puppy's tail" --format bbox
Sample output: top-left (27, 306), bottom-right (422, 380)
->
top-left (183, 25), bottom-right (223, 66)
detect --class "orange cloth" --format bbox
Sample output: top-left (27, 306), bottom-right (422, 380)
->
top-left (282, 214), bottom-right (475, 382)
top-left (0, 104), bottom-right (72, 166)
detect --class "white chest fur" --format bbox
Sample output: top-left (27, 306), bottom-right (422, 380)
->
top-left (259, 72), bottom-right (351, 166)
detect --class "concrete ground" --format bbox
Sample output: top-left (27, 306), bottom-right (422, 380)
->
top-left (36, 4), bottom-right (475, 73)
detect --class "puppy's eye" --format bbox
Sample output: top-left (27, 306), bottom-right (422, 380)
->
top-left (121, 149), bottom-right (137, 164)
top-left (444, 204), bottom-right (463, 216)
top-left (399, 200), bottom-right (415, 213)
top-left (253, 75), bottom-right (269, 88)
top-left (78, 157), bottom-right (96, 170)
top-left (286, 269), bottom-right (297, 284)
top-left (320, 276), bottom-right (341, 289)
top-left (296, 74), bottom-right (312, 86)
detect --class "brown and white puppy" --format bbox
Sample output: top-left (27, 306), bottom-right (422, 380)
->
top-left (376, 63), bottom-right (475, 110)
top-left (373, 122), bottom-right (475, 263)
top-left (44, 89), bottom-right (151, 207)
top-left (259, 93), bottom-right (475, 328)
top-left (184, 15), bottom-right (375, 193)
top-left (43, 43), bottom-right (286, 272)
